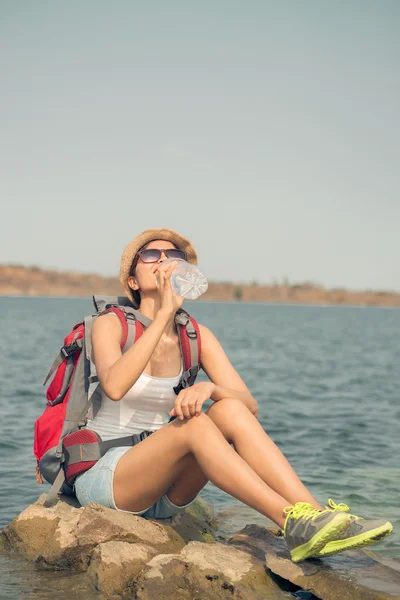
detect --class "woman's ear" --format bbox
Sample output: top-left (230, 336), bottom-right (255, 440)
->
top-left (128, 275), bottom-right (139, 291)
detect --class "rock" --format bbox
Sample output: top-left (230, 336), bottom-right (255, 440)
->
top-left (133, 540), bottom-right (290, 600)
top-left (228, 524), bottom-right (400, 600)
top-left (0, 494), bottom-right (81, 563)
top-left (87, 541), bottom-right (159, 597)
top-left (1, 494), bottom-right (190, 570)
top-left (147, 495), bottom-right (218, 544)
top-left (4, 495), bottom-right (398, 600)
top-left (75, 501), bottom-right (185, 554)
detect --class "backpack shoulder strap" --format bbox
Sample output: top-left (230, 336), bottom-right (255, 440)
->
top-left (86, 304), bottom-right (150, 395)
top-left (92, 294), bottom-right (136, 313)
top-left (100, 305), bottom-right (152, 348)
top-left (174, 309), bottom-right (201, 394)
top-left (42, 329), bottom-right (84, 387)
top-left (93, 294), bottom-right (152, 329)
top-left (85, 307), bottom-right (133, 405)
top-left (96, 307), bottom-right (129, 348)
top-left (92, 298), bottom-right (201, 394)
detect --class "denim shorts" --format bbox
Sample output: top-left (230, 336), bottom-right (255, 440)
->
top-left (74, 446), bottom-right (199, 519)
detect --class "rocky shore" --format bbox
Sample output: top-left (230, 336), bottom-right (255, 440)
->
top-left (1, 264), bottom-right (400, 306)
top-left (1, 494), bottom-right (400, 599)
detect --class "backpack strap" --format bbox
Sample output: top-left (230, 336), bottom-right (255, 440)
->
top-left (42, 334), bottom-right (83, 386)
top-left (92, 294), bottom-right (136, 313)
top-left (96, 305), bottom-right (149, 351)
top-left (43, 468), bottom-right (67, 507)
top-left (85, 307), bottom-right (136, 427)
top-left (92, 294), bottom-right (152, 328)
top-left (173, 309), bottom-right (201, 395)
top-left (62, 431), bottom-right (154, 472)
top-left (112, 304), bottom-right (152, 330)
top-left (84, 307), bottom-right (129, 392)
top-left (85, 306), bottom-right (149, 422)
top-left (92, 303), bottom-right (201, 394)
top-left (44, 346), bottom-right (89, 506)
top-left (98, 307), bottom-right (129, 348)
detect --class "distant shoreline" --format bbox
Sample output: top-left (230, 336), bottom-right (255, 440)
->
top-left (1, 264), bottom-right (400, 307)
top-left (2, 294), bottom-right (400, 310)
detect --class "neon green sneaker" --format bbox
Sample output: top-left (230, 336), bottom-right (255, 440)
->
top-left (315, 499), bottom-right (393, 557)
top-left (283, 501), bottom-right (352, 563)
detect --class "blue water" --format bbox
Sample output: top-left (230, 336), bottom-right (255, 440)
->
top-left (0, 297), bottom-right (399, 597)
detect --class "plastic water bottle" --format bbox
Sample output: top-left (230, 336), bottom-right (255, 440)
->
top-left (163, 258), bottom-right (208, 300)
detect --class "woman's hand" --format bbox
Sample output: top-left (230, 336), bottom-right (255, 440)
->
top-left (170, 382), bottom-right (216, 420)
top-left (156, 261), bottom-right (184, 317)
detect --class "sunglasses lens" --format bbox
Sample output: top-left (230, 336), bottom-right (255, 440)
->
top-left (139, 248), bottom-right (186, 263)
top-left (140, 249), bottom-right (161, 262)
top-left (166, 249), bottom-right (186, 260)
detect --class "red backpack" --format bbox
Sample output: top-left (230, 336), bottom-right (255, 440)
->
top-left (34, 295), bottom-right (201, 506)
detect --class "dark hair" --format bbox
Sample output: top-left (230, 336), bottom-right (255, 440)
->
top-left (128, 247), bottom-right (144, 308)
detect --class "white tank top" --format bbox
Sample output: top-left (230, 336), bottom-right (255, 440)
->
top-left (86, 365), bottom-right (183, 441)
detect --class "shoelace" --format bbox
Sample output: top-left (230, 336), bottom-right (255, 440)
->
top-left (282, 502), bottom-right (341, 535)
top-left (326, 498), bottom-right (361, 520)
top-left (283, 501), bottom-right (330, 522)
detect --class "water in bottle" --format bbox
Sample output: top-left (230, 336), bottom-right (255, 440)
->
top-left (163, 258), bottom-right (208, 300)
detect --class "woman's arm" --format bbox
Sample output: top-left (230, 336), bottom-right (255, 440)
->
top-left (92, 261), bottom-right (183, 401)
top-left (92, 309), bottom-right (173, 401)
top-left (199, 324), bottom-right (259, 417)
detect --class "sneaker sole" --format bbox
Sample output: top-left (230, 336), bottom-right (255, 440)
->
top-left (290, 514), bottom-right (352, 563)
top-left (315, 522), bottom-right (393, 557)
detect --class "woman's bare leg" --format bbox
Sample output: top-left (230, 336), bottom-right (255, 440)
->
top-left (205, 398), bottom-right (324, 509)
top-left (113, 412), bottom-right (291, 527)
top-left (166, 398), bottom-right (324, 511)
top-left (164, 452), bottom-right (210, 506)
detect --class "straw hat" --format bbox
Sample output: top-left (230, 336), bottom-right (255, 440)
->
top-left (119, 228), bottom-right (198, 301)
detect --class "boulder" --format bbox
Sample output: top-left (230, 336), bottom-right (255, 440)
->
top-left (87, 541), bottom-right (159, 597)
top-left (0, 496), bottom-right (288, 599)
top-left (0, 494), bottom-right (194, 570)
top-left (0, 494), bottom-right (81, 563)
top-left (228, 523), bottom-right (400, 600)
top-left (2, 496), bottom-right (399, 600)
top-left (148, 495), bottom-right (218, 544)
top-left (133, 540), bottom-right (289, 600)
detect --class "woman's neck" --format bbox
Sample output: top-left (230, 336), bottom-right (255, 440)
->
top-left (137, 298), bottom-right (177, 337)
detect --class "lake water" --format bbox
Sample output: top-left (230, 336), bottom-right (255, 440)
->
top-left (0, 297), bottom-right (399, 597)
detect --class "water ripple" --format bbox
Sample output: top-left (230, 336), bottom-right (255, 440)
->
top-left (0, 299), bottom-right (399, 598)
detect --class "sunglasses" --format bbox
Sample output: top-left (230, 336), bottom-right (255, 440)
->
top-left (137, 248), bottom-right (187, 263)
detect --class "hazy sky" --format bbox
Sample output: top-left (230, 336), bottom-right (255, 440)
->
top-left (1, 1), bottom-right (399, 290)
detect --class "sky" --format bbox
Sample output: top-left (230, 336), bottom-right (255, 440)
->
top-left (1, 1), bottom-right (399, 291)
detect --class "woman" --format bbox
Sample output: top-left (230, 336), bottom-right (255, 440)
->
top-left (74, 228), bottom-right (392, 563)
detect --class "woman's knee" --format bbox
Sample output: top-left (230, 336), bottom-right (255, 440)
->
top-left (173, 411), bottom-right (213, 428)
top-left (173, 411), bottom-right (225, 441)
top-left (205, 397), bottom-right (247, 416)
top-left (204, 398), bottom-right (251, 441)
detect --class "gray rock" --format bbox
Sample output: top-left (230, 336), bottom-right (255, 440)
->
top-left (3, 496), bottom-right (398, 600)
top-left (133, 540), bottom-right (291, 600)
top-left (147, 495), bottom-right (218, 544)
top-left (1, 494), bottom-right (188, 570)
top-left (87, 541), bottom-right (159, 597)
top-left (228, 523), bottom-right (400, 600)
top-left (0, 494), bottom-right (81, 564)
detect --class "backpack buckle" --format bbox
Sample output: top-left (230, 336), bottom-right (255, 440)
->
top-left (173, 382), bottom-right (184, 395)
top-left (186, 330), bottom-right (197, 340)
top-left (61, 342), bottom-right (80, 358)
